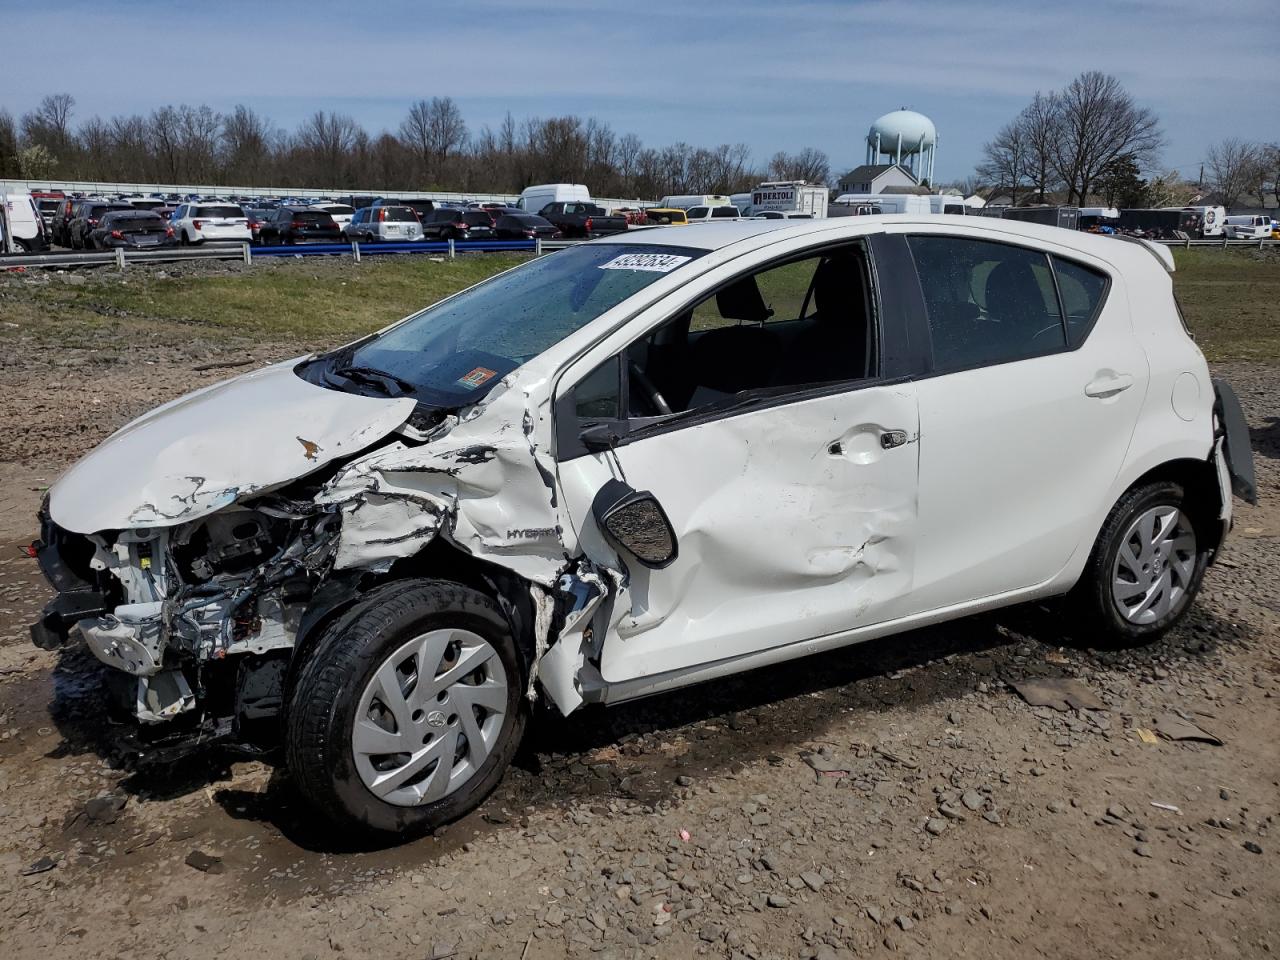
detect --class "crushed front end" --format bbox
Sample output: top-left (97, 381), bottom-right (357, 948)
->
top-left (31, 492), bottom-right (341, 756)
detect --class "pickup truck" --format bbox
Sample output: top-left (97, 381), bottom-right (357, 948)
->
top-left (537, 202), bottom-right (628, 239)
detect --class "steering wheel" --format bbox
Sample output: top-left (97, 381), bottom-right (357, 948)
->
top-left (629, 361), bottom-right (673, 416)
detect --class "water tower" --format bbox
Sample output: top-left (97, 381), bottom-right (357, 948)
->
top-left (866, 108), bottom-right (937, 184)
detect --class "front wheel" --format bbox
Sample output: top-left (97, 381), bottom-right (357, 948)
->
top-left (1069, 481), bottom-right (1208, 646)
top-left (286, 580), bottom-right (526, 836)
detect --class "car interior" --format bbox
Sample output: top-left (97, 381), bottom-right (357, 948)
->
top-left (611, 243), bottom-right (878, 419)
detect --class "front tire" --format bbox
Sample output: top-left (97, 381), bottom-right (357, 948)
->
top-left (1070, 481), bottom-right (1208, 646)
top-left (286, 580), bottom-right (526, 836)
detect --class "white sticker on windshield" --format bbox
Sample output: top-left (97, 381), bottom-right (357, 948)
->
top-left (598, 252), bottom-right (692, 273)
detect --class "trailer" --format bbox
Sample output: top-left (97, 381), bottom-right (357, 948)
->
top-left (749, 181), bottom-right (828, 218)
top-left (1000, 206), bottom-right (1080, 230)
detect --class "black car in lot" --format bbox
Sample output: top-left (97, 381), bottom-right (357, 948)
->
top-left (492, 213), bottom-right (561, 240)
top-left (421, 208), bottom-right (496, 241)
top-left (257, 208), bottom-right (344, 245)
top-left (86, 211), bottom-right (176, 249)
top-left (68, 200), bottom-right (135, 249)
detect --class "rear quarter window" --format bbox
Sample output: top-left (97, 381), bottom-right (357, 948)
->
top-left (1052, 258), bottom-right (1110, 347)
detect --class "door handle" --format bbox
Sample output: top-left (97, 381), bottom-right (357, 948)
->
top-left (1084, 373), bottom-right (1134, 398)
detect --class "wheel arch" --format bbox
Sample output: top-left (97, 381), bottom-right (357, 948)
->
top-left (284, 538), bottom-right (540, 707)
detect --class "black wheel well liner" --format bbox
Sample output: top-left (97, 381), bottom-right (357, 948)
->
top-left (284, 538), bottom-right (542, 701)
top-left (1115, 456), bottom-right (1224, 548)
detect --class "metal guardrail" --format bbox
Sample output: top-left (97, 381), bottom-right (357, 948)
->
top-left (1153, 237), bottom-right (1278, 248)
top-left (0, 238), bottom-right (586, 270)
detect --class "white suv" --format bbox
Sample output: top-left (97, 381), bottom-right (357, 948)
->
top-left (31, 217), bottom-right (1256, 837)
top-left (169, 202), bottom-right (252, 244)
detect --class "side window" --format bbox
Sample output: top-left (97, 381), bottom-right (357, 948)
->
top-left (907, 235), bottom-right (1065, 373)
top-left (1052, 257), bottom-right (1108, 347)
top-left (687, 206), bottom-right (709, 219)
top-left (574, 355), bottom-right (622, 422)
top-left (712, 206), bottom-right (739, 218)
top-left (563, 244), bottom-right (877, 432)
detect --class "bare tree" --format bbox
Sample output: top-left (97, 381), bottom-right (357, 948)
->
top-left (22, 93), bottom-right (76, 155)
top-left (222, 105), bottom-right (274, 184)
top-left (977, 119), bottom-right (1030, 205)
top-left (1050, 71), bottom-right (1163, 204)
top-left (1204, 138), bottom-right (1262, 209)
top-left (399, 97), bottom-right (468, 185)
top-left (294, 111), bottom-right (364, 185)
top-left (767, 147), bottom-right (830, 185)
top-left (1019, 92), bottom-right (1060, 203)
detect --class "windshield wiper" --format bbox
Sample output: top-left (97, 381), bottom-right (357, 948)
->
top-left (331, 364), bottom-right (416, 397)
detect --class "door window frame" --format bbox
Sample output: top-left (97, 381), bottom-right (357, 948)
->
top-left (553, 234), bottom-right (914, 462)
top-left (902, 231), bottom-right (1113, 378)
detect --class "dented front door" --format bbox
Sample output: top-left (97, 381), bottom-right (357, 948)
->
top-left (560, 383), bottom-right (920, 684)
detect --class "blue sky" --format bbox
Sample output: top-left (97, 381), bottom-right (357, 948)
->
top-left (4, 0), bottom-right (1275, 182)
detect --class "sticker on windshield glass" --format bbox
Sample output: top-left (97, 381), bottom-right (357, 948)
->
top-left (457, 366), bottom-right (498, 390)
top-left (598, 252), bottom-right (692, 273)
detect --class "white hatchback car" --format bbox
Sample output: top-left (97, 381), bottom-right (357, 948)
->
top-left (170, 202), bottom-right (252, 244)
top-left (30, 217), bottom-right (1256, 836)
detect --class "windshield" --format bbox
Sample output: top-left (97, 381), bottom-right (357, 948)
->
top-left (312, 243), bottom-right (706, 408)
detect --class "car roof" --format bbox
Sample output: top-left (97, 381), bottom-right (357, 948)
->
top-left (595, 213), bottom-right (1156, 264)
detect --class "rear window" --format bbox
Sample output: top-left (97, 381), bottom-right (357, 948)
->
top-left (711, 206), bottom-right (739, 218)
top-left (463, 212), bottom-right (493, 226)
top-left (322, 205), bottom-right (355, 215)
top-left (195, 205), bottom-right (245, 218)
top-left (379, 207), bottom-right (418, 222)
top-left (291, 212), bottom-right (334, 224)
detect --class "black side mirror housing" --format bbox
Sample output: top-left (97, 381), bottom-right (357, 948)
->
top-left (590, 478), bottom-right (678, 569)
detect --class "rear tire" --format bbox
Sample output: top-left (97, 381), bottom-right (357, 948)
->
top-left (1068, 481), bottom-right (1209, 646)
top-left (286, 580), bottom-right (527, 837)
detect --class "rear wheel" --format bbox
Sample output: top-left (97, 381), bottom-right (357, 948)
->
top-left (286, 580), bottom-right (526, 836)
top-left (1070, 481), bottom-right (1208, 646)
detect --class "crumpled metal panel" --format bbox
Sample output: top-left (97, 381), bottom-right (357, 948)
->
top-left (49, 360), bottom-right (415, 534)
top-left (319, 381), bottom-right (569, 586)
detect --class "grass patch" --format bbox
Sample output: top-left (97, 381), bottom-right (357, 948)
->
top-left (5, 255), bottom-right (528, 350)
top-left (1171, 249), bottom-right (1280, 361)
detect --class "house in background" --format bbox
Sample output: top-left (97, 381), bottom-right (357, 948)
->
top-left (834, 163), bottom-right (919, 195)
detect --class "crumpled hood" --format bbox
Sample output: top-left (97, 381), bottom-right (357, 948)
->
top-left (49, 359), bottom-right (416, 534)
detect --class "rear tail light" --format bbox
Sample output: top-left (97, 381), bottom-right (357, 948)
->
top-left (584, 217), bottom-right (593, 232)
top-left (192, 219), bottom-right (204, 230)
top-left (292, 220), bottom-right (306, 228)
top-left (110, 230), bottom-right (124, 240)
top-left (165, 227), bottom-right (174, 237)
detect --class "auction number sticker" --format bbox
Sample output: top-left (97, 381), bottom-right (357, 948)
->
top-left (598, 253), bottom-right (692, 273)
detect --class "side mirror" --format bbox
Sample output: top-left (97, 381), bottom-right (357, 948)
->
top-left (590, 478), bottom-right (678, 569)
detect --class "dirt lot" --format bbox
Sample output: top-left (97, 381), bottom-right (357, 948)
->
top-left (0, 256), bottom-right (1276, 960)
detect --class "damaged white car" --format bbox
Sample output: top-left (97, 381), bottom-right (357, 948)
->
top-left (31, 217), bottom-right (1256, 835)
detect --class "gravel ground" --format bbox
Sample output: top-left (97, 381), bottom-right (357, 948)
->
top-left (0, 266), bottom-right (1276, 960)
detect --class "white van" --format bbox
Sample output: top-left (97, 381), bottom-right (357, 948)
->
top-left (1171, 205), bottom-right (1226, 238)
top-left (1222, 215), bottom-right (1270, 239)
top-left (829, 193), bottom-right (933, 217)
top-left (730, 192), bottom-right (753, 215)
top-left (658, 194), bottom-right (733, 211)
top-left (518, 184), bottom-right (590, 215)
top-left (1, 193), bottom-right (49, 253)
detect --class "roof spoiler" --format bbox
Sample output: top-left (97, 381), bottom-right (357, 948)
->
top-left (1114, 234), bottom-right (1175, 273)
